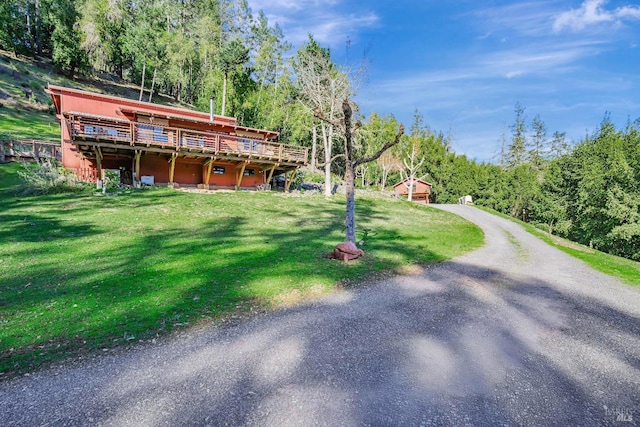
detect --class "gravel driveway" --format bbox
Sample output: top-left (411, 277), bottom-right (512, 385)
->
top-left (1, 205), bottom-right (639, 426)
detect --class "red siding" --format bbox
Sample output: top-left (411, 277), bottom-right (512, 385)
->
top-left (48, 85), bottom-right (286, 189)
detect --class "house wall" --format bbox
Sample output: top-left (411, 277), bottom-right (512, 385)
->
top-left (202, 162), bottom-right (264, 188)
top-left (394, 182), bottom-right (432, 196)
top-left (394, 179), bottom-right (432, 204)
top-left (82, 154), bottom-right (266, 187)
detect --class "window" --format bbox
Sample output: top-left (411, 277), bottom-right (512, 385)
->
top-left (213, 166), bottom-right (225, 175)
top-left (243, 168), bottom-right (255, 176)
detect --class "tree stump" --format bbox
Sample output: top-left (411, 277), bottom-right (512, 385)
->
top-left (326, 241), bottom-right (364, 262)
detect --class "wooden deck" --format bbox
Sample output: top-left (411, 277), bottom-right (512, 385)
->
top-left (0, 139), bottom-right (61, 163)
top-left (65, 113), bottom-right (308, 167)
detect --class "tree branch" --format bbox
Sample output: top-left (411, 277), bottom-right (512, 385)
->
top-left (314, 107), bottom-right (341, 128)
top-left (354, 124), bottom-right (405, 167)
top-left (317, 153), bottom-right (345, 167)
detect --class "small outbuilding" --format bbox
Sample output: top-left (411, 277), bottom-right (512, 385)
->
top-left (393, 178), bottom-right (432, 204)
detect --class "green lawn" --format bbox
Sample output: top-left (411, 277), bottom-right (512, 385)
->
top-left (0, 108), bottom-right (59, 141)
top-left (476, 206), bottom-right (640, 287)
top-left (0, 50), bottom-right (196, 143)
top-left (0, 162), bottom-right (484, 376)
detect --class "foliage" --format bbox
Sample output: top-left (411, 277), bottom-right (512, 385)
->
top-left (15, 158), bottom-right (87, 195)
top-left (477, 205), bottom-right (640, 287)
top-left (0, 162), bottom-right (483, 375)
top-left (294, 34), bottom-right (351, 197)
top-left (48, 0), bottom-right (88, 76)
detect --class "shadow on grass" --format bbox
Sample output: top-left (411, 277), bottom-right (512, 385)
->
top-left (0, 189), bottom-right (475, 376)
top-left (2, 258), bottom-right (638, 425)
top-left (109, 262), bottom-right (640, 425)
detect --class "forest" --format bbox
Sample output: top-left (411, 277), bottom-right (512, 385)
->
top-left (1, 0), bottom-right (639, 261)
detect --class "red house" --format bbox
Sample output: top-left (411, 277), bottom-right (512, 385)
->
top-left (393, 178), bottom-right (432, 204)
top-left (46, 85), bottom-right (307, 189)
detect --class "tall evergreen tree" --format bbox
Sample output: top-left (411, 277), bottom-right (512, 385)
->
top-left (529, 114), bottom-right (547, 170)
top-left (507, 102), bottom-right (527, 168)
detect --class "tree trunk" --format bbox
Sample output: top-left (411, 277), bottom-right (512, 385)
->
top-left (221, 72), bottom-right (228, 116)
top-left (148, 67), bottom-right (157, 102)
top-left (35, 0), bottom-right (42, 56)
top-left (345, 163), bottom-right (356, 243)
top-left (311, 122), bottom-right (317, 172)
top-left (408, 177), bottom-right (414, 201)
top-left (321, 122), bottom-right (332, 197)
top-left (381, 167), bottom-right (389, 191)
top-left (139, 61), bottom-right (146, 101)
top-left (343, 99), bottom-right (357, 243)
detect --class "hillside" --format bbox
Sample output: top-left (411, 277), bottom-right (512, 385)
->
top-left (0, 50), bottom-right (193, 142)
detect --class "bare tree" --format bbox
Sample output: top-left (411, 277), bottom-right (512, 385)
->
top-left (316, 99), bottom-right (404, 244)
top-left (294, 36), bottom-right (351, 197)
top-left (378, 150), bottom-right (402, 191)
top-left (400, 134), bottom-right (426, 202)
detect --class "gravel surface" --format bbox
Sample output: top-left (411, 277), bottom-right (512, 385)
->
top-left (1, 205), bottom-right (639, 426)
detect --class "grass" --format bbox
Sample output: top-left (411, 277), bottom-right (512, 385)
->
top-left (476, 206), bottom-right (640, 287)
top-left (0, 49), bottom-right (199, 142)
top-left (0, 162), bottom-right (484, 377)
top-left (504, 230), bottom-right (528, 261)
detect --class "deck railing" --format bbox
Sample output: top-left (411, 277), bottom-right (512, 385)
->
top-left (0, 139), bottom-right (61, 162)
top-left (66, 114), bottom-right (307, 164)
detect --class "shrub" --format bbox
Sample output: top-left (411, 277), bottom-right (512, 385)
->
top-left (103, 170), bottom-right (120, 192)
top-left (16, 159), bottom-right (87, 195)
top-left (29, 80), bottom-right (43, 92)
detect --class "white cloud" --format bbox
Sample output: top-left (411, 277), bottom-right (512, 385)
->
top-left (247, 0), bottom-right (379, 48)
top-left (470, 2), bottom-right (558, 37)
top-left (553, 0), bottom-right (640, 32)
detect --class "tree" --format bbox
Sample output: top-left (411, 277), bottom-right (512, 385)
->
top-left (549, 131), bottom-right (569, 159)
top-left (377, 149), bottom-right (402, 190)
top-left (529, 114), bottom-right (547, 170)
top-left (399, 111), bottom-right (427, 202)
top-left (294, 35), bottom-right (350, 197)
top-left (507, 102), bottom-right (527, 168)
top-left (354, 112), bottom-right (399, 187)
top-left (48, 0), bottom-right (86, 76)
top-left (316, 99), bottom-right (404, 244)
top-left (216, 37), bottom-right (249, 116)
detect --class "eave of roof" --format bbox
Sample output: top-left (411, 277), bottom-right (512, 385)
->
top-left (47, 84), bottom-right (280, 140)
top-left (393, 178), bottom-right (433, 188)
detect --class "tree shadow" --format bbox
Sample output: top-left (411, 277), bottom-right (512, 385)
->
top-left (1, 190), bottom-right (457, 376)
top-left (3, 258), bottom-right (637, 425)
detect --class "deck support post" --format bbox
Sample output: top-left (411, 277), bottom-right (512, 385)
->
top-left (236, 162), bottom-right (247, 190)
top-left (265, 164), bottom-right (277, 189)
top-left (204, 158), bottom-right (214, 188)
top-left (134, 150), bottom-right (141, 188)
top-left (94, 146), bottom-right (103, 182)
top-left (168, 153), bottom-right (177, 187)
top-left (284, 168), bottom-right (297, 193)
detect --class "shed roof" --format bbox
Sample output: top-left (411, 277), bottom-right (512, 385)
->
top-left (393, 178), bottom-right (433, 189)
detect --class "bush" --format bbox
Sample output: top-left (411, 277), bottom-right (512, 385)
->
top-left (103, 170), bottom-right (120, 192)
top-left (16, 159), bottom-right (87, 195)
top-left (29, 80), bottom-right (43, 92)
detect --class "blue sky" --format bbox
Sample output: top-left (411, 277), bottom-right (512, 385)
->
top-left (247, 0), bottom-right (640, 162)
